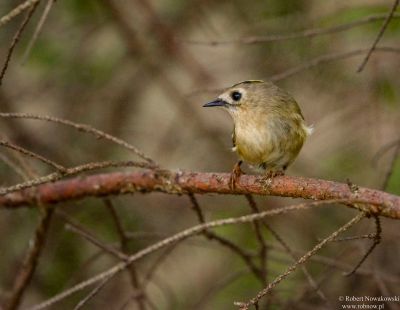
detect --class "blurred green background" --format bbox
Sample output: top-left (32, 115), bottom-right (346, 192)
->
top-left (0, 0), bottom-right (399, 309)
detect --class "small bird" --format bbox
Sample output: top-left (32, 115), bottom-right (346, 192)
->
top-left (203, 80), bottom-right (312, 187)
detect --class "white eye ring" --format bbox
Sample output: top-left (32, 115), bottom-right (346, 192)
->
top-left (231, 91), bottom-right (242, 101)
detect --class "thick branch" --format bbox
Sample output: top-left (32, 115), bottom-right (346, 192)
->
top-left (1, 170), bottom-right (399, 219)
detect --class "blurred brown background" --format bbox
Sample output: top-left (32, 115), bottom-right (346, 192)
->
top-left (0, 0), bottom-right (399, 309)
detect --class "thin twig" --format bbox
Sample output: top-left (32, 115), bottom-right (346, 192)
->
top-left (5, 207), bottom-right (54, 310)
top-left (183, 13), bottom-right (400, 46)
top-left (328, 234), bottom-right (376, 242)
top-left (0, 140), bottom-right (66, 172)
top-left (0, 113), bottom-right (156, 165)
top-left (61, 214), bottom-right (128, 261)
top-left (271, 47), bottom-right (400, 82)
top-left (190, 46), bottom-right (400, 95)
top-left (267, 242), bottom-right (399, 283)
top-left (188, 193), bottom-right (264, 282)
top-left (73, 275), bottom-right (114, 310)
top-left (27, 201), bottom-right (326, 310)
top-left (235, 212), bottom-right (366, 310)
top-left (21, 0), bottom-right (56, 64)
top-left (244, 194), bottom-right (268, 285)
top-left (382, 141), bottom-right (400, 190)
top-left (261, 222), bottom-right (329, 304)
top-left (0, 0), bottom-right (40, 28)
top-left (357, 0), bottom-right (400, 72)
top-left (103, 199), bottom-right (146, 310)
top-left (0, 2), bottom-right (39, 85)
top-left (344, 216), bottom-right (382, 277)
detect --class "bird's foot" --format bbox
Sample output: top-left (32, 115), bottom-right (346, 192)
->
top-left (265, 170), bottom-right (285, 178)
top-left (229, 160), bottom-right (244, 190)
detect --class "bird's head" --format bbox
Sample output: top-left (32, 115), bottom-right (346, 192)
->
top-left (203, 80), bottom-right (301, 120)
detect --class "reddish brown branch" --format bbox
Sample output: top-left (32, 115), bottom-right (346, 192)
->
top-left (1, 170), bottom-right (400, 218)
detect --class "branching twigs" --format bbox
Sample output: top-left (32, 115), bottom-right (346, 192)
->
top-left (188, 193), bottom-right (263, 282)
top-left (344, 216), bottom-right (382, 277)
top-left (0, 113), bottom-right (156, 165)
top-left (267, 242), bottom-right (399, 283)
top-left (234, 212), bottom-right (366, 310)
top-left (0, 2), bottom-right (39, 85)
top-left (190, 46), bottom-right (400, 95)
top-left (2, 170), bottom-right (400, 219)
top-left (244, 195), bottom-right (268, 284)
top-left (0, 0), bottom-right (40, 28)
top-left (270, 47), bottom-right (400, 82)
top-left (357, 0), bottom-right (400, 72)
top-left (27, 201), bottom-right (327, 310)
top-left (104, 199), bottom-right (147, 310)
top-left (262, 222), bottom-right (329, 304)
top-left (62, 213), bottom-right (128, 261)
top-left (61, 209), bottom-right (146, 310)
top-left (183, 13), bottom-right (400, 46)
top-left (0, 140), bottom-right (66, 172)
top-left (5, 207), bottom-right (53, 310)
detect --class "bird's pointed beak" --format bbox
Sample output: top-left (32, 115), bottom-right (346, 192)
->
top-left (203, 99), bottom-right (227, 107)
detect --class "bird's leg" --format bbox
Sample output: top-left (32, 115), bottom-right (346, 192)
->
top-left (229, 160), bottom-right (243, 190)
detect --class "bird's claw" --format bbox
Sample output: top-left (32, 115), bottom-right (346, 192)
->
top-left (229, 161), bottom-right (243, 190)
top-left (265, 170), bottom-right (285, 178)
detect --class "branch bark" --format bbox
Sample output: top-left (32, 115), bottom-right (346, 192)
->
top-left (1, 170), bottom-right (399, 218)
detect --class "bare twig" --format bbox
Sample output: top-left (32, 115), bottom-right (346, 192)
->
top-left (5, 207), bottom-right (54, 310)
top-left (61, 214), bottom-right (128, 261)
top-left (188, 193), bottom-right (263, 282)
top-left (328, 233), bottom-right (376, 242)
top-left (103, 199), bottom-right (146, 310)
top-left (235, 212), bottom-right (366, 310)
top-left (21, 0), bottom-right (56, 64)
top-left (0, 0), bottom-right (40, 28)
top-left (244, 194), bottom-right (268, 284)
top-left (0, 2), bottom-right (39, 85)
top-left (0, 113), bottom-right (156, 165)
top-left (27, 201), bottom-right (325, 310)
top-left (0, 140), bottom-right (66, 172)
top-left (271, 47), bottom-right (400, 82)
top-left (267, 242), bottom-right (399, 283)
top-left (73, 275), bottom-right (114, 310)
top-left (262, 222), bottom-right (329, 304)
top-left (190, 46), bottom-right (400, 95)
top-left (382, 141), bottom-right (400, 190)
top-left (357, 0), bottom-right (400, 72)
top-left (183, 13), bottom-right (400, 46)
top-left (344, 216), bottom-right (382, 276)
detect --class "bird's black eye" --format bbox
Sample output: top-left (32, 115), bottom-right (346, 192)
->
top-left (231, 91), bottom-right (242, 101)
